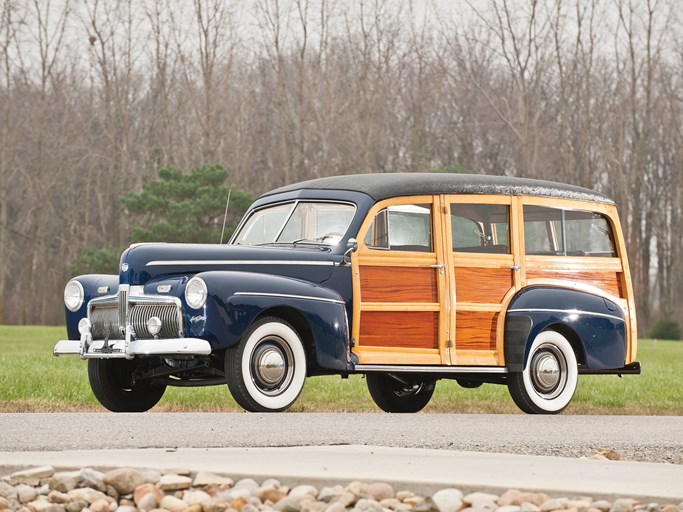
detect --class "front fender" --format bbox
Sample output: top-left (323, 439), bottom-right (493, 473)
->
top-left (504, 287), bottom-right (626, 372)
top-left (186, 271), bottom-right (350, 371)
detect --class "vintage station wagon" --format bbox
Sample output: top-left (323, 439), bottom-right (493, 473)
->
top-left (55, 173), bottom-right (640, 414)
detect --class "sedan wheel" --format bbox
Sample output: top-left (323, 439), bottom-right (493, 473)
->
top-left (507, 330), bottom-right (578, 414)
top-left (225, 317), bottom-right (306, 412)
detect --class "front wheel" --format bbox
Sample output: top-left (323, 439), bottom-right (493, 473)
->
top-left (507, 330), bottom-right (578, 414)
top-left (367, 373), bottom-right (436, 413)
top-left (88, 359), bottom-right (166, 412)
top-left (225, 317), bottom-right (307, 412)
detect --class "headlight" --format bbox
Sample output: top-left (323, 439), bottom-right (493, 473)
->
top-left (64, 280), bottom-right (84, 312)
top-left (185, 277), bottom-right (208, 309)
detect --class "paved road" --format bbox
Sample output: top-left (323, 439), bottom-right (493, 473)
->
top-left (1, 413), bottom-right (682, 463)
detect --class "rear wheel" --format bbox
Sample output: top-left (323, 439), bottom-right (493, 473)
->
top-left (88, 359), bottom-right (166, 412)
top-left (507, 330), bottom-right (578, 414)
top-left (225, 317), bottom-right (307, 412)
top-left (367, 373), bottom-right (435, 413)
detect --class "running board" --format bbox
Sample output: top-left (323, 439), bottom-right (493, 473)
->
top-left (354, 364), bottom-right (508, 374)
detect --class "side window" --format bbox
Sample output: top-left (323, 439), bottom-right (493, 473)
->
top-left (523, 205), bottom-right (617, 257)
top-left (364, 204), bottom-right (433, 252)
top-left (451, 203), bottom-right (510, 254)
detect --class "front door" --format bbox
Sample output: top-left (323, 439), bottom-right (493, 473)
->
top-left (351, 196), bottom-right (450, 365)
top-left (447, 195), bottom-right (519, 366)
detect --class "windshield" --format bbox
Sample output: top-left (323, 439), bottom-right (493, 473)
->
top-left (233, 201), bottom-right (356, 246)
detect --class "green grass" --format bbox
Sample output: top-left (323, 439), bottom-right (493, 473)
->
top-left (0, 325), bottom-right (681, 414)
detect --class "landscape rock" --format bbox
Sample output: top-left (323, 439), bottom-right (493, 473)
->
top-left (611, 500), bottom-right (638, 512)
top-left (11, 468), bottom-right (56, 485)
top-left (182, 491), bottom-right (211, 507)
top-left (134, 483), bottom-right (164, 506)
top-left (157, 475), bottom-right (192, 492)
top-left (65, 500), bottom-right (88, 512)
top-left (49, 474), bottom-right (79, 494)
top-left (192, 473), bottom-right (233, 490)
top-left (47, 491), bottom-right (72, 504)
top-left (0, 482), bottom-right (18, 500)
top-left (464, 493), bottom-right (500, 506)
top-left (104, 470), bottom-right (146, 495)
top-left (432, 488), bottom-right (464, 512)
top-left (18, 485), bottom-right (39, 504)
top-left (365, 483), bottom-right (394, 502)
top-left (289, 486), bottom-right (319, 500)
top-left (160, 495), bottom-right (189, 512)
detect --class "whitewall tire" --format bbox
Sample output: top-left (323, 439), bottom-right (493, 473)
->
top-left (507, 330), bottom-right (578, 414)
top-left (225, 317), bottom-right (307, 412)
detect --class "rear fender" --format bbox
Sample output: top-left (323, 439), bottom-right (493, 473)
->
top-left (187, 271), bottom-right (350, 371)
top-left (504, 287), bottom-right (626, 372)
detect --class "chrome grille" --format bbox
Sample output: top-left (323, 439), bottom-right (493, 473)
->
top-left (89, 292), bottom-right (183, 340)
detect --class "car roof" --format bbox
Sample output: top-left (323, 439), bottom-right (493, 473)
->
top-left (262, 173), bottom-right (615, 205)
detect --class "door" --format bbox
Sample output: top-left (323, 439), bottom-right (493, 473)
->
top-left (351, 196), bottom-right (450, 365)
top-left (447, 195), bottom-right (519, 366)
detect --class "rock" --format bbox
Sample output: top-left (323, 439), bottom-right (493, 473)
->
top-left (136, 492), bottom-right (159, 512)
top-left (48, 492), bottom-right (72, 505)
top-left (192, 473), bottom-right (233, 490)
top-left (27, 499), bottom-right (67, 512)
top-left (497, 507), bottom-right (522, 512)
top-left (464, 493), bottom-right (500, 506)
top-left (0, 482), bottom-right (18, 500)
top-left (183, 491), bottom-right (211, 507)
top-left (521, 504), bottom-right (541, 512)
top-left (324, 503), bottom-right (346, 512)
top-left (346, 483), bottom-right (367, 498)
top-left (134, 484), bottom-right (164, 506)
top-left (567, 501), bottom-right (592, 510)
top-left (104, 470), bottom-right (146, 495)
top-left (65, 500), bottom-right (88, 512)
top-left (326, 492), bottom-right (356, 508)
top-left (200, 498), bottom-right (231, 512)
top-left (659, 506), bottom-right (678, 512)
top-left (611, 500), bottom-right (637, 512)
top-left (432, 489), bottom-right (464, 512)
top-left (289, 487), bottom-right (319, 500)
top-left (157, 475), bottom-right (192, 492)
top-left (413, 497), bottom-right (440, 512)
top-left (79, 470), bottom-right (105, 490)
top-left (470, 501), bottom-right (499, 512)
top-left (161, 495), bottom-right (190, 512)
top-left (232, 480), bottom-right (259, 494)
top-left (591, 449), bottom-right (621, 461)
top-left (366, 483), bottom-right (394, 502)
top-left (256, 486), bottom-right (287, 504)
top-left (397, 492), bottom-right (414, 502)
top-left (88, 499), bottom-right (111, 512)
top-left (274, 496), bottom-right (304, 512)
top-left (68, 488), bottom-right (112, 505)
top-left (592, 502), bottom-right (612, 512)
top-left (352, 498), bottom-right (384, 512)
top-left (117, 507), bottom-right (138, 512)
top-left (50, 474), bottom-right (79, 494)
top-left (11, 468), bottom-right (56, 484)
top-left (540, 498), bottom-right (569, 512)
top-left (499, 492), bottom-right (522, 507)
top-left (18, 485), bottom-right (39, 503)
top-left (512, 494), bottom-right (550, 507)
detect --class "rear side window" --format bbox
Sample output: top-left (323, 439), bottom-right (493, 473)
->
top-left (364, 204), bottom-right (433, 252)
top-left (523, 206), bottom-right (616, 257)
top-left (451, 203), bottom-right (510, 254)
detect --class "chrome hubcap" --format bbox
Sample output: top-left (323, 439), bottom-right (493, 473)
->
top-left (251, 338), bottom-right (293, 396)
top-left (530, 344), bottom-right (566, 398)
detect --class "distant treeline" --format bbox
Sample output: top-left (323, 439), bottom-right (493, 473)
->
top-left (0, 0), bottom-right (681, 334)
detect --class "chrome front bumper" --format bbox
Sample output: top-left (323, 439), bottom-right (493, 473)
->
top-left (54, 336), bottom-right (211, 359)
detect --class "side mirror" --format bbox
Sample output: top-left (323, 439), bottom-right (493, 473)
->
top-left (341, 238), bottom-right (358, 265)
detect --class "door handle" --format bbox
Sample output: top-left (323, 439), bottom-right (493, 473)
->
top-left (509, 265), bottom-right (521, 271)
top-left (430, 263), bottom-right (445, 269)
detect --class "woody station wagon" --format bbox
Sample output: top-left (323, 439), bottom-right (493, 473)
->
top-left (55, 173), bottom-right (640, 414)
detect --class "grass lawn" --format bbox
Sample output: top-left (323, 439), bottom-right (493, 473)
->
top-left (0, 325), bottom-right (681, 414)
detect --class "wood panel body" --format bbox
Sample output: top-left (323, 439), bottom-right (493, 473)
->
top-left (455, 311), bottom-right (498, 351)
top-left (525, 269), bottom-right (623, 298)
top-left (360, 266), bottom-right (437, 303)
top-left (349, 193), bottom-right (638, 368)
top-left (454, 267), bottom-right (513, 303)
top-left (359, 311), bottom-right (438, 349)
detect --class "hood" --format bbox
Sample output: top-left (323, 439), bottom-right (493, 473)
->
top-left (119, 243), bottom-right (338, 285)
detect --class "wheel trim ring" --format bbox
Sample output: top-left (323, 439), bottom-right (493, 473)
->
top-left (250, 336), bottom-right (294, 397)
top-left (529, 343), bottom-right (567, 400)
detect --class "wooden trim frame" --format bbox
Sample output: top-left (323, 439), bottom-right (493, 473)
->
top-left (351, 195), bottom-right (449, 365)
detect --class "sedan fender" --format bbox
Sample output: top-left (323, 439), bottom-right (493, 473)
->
top-left (186, 271), bottom-right (351, 371)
